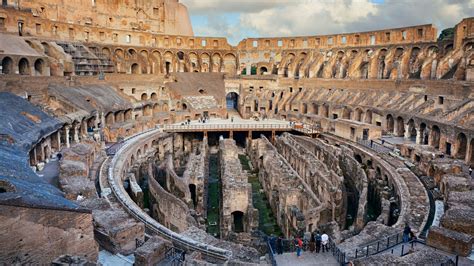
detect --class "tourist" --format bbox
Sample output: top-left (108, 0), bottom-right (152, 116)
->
top-left (231, 116), bottom-right (234, 122)
top-left (403, 224), bottom-right (411, 242)
top-left (277, 236), bottom-right (283, 255)
top-left (321, 232), bottom-right (329, 252)
top-left (295, 236), bottom-right (303, 257)
top-left (309, 231), bottom-right (316, 252)
top-left (409, 229), bottom-right (417, 242)
top-left (269, 235), bottom-right (276, 254)
top-left (56, 152), bottom-right (62, 161)
top-left (315, 231), bottom-right (322, 253)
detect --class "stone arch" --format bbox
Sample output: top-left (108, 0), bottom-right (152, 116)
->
top-left (141, 93), bottom-right (148, 101)
top-left (430, 125), bottom-right (441, 149)
top-left (151, 51), bottom-right (162, 74)
top-left (1, 57), bottom-right (13, 74)
top-left (377, 49), bottom-right (388, 79)
top-left (386, 114), bottom-right (394, 134)
top-left (365, 110), bottom-right (373, 124)
top-left (354, 108), bottom-right (363, 122)
top-left (200, 53), bottom-right (210, 72)
top-left (223, 53), bottom-right (237, 75)
top-left (311, 103), bottom-right (319, 115)
top-left (19, 58), bottom-right (30, 75)
top-left (102, 47), bottom-right (111, 58)
top-left (143, 105), bottom-right (152, 116)
top-left (455, 132), bottom-right (468, 159)
top-left (211, 53), bottom-right (222, 72)
top-left (131, 63), bottom-right (140, 74)
top-left (189, 52), bottom-right (199, 72)
top-left (114, 48), bottom-right (125, 60)
top-left (396, 116), bottom-right (405, 137)
top-left (153, 103), bottom-right (160, 114)
top-left (408, 47), bottom-right (422, 79)
top-left (259, 66), bottom-right (268, 75)
top-left (34, 58), bottom-right (45, 76)
top-left (360, 62), bottom-right (369, 79)
top-left (128, 48), bottom-right (137, 59)
top-left (342, 107), bottom-right (351, 119)
top-left (163, 51), bottom-right (174, 74)
top-left (150, 92), bottom-right (158, 100)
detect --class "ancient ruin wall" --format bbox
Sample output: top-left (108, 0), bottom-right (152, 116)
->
top-left (0, 205), bottom-right (98, 264)
top-left (218, 139), bottom-right (256, 238)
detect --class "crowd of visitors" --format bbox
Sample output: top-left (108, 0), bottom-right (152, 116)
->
top-left (270, 231), bottom-right (332, 258)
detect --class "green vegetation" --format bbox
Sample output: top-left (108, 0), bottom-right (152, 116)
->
top-left (239, 154), bottom-right (282, 236)
top-left (207, 154), bottom-right (220, 237)
top-left (438, 27), bottom-right (455, 41)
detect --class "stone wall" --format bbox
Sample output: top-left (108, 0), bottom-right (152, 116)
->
top-left (219, 139), bottom-right (256, 238)
top-left (0, 205), bottom-right (97, 264)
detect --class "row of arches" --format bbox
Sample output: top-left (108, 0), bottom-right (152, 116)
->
top-left (1, 56), bottom-right (47, 75)
top-left (254, 43), bottom-right (473, 80)
top-left (105, 47), bottom-right (238, 75)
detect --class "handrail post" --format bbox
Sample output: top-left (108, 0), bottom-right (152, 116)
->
top-left (366, 245), bottom-right (369, 257)
top-left (401, 245), bottom-right (404, 256)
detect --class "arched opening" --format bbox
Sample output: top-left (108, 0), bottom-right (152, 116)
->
top-left (165, 62), bottom-right (171, 74)
top-left (377, 49), bottom-right (387, 79)
top-left (322, 105), bottom-right (329, 118)
top-left (430, 125), bottom-right (441, 149)
top-left (189, 184), bottom-right (197, 207)
top-left (182, 103), bottom-right (188, 110)
top-left (226, 92), bottom-right (239, 110)
top-left (365, 110), bottom-right (373, 124)
top-left (455, 133), bottom-right (467, 159)
top-left (396, 116), bottom-right (405, 137)
top-left (312, 103), bottom-right (319, 115)
top-left (259, 66), bottom-right (268, 75)
top-left (231, 211), bottom-right (244, 233)
top-left (302, 103), bottom-right (308, 114)
top-left (360, 62), bottom-right (369, 79)
top-left (386, 114), bottom-right (394, 134)
top-left (342, 108), bottom-right (351, 120)
top-left (34, 59), bottom-right (44, 76)
top-left (1, 57), bottom-right (13, 74)
top-left (150, 93), bottom-right (157, 100)
top-left (141, 93), bottom-right (148, 101)
top-left (131, 63), bottom-right (140, 74)
top-left (19, 58), bottom-right (30, 75)
top-left (355, 108), bottom-right (363, 122)
top-left (354, 154), bottom-right (362, 164)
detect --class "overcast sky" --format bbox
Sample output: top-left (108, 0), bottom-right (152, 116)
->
top-left (181, 0), bottom-right (474, 45)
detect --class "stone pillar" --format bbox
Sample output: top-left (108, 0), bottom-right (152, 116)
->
top-left (465, 138), bottom-right (472, 166)
top-left (416, 128), bottom-right (422, 144)
top-left (100, 112), bottom-right (105, 128)
top-left (56, 131), bottom-right (61, 150)
top-left (64, 126), bottom-right (71, 148)
top-left (246, 65), bottom-right (252, 76)
top-left (73, 124), bottom-right (80, 143)
top-left (404, 124), bottom-right (411, 139)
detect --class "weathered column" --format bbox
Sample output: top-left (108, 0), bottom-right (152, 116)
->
top-left (404, 124), bottom-right (411, 139)
top-left (100, 112), bottom-right (105, 128)
top-left (64, 126), bottom-right (71, 148)
top-left (415, 128), bottom-right (422, 144)
top-left (94, 115), bottom-right (101, 142)
top-left (56, 131), bottom-right (61, 150)
top-left (465, 138), bottom-right (472, 166)
top-left (246, 65), bottom-right (252, 76)
top-left (73, 124), bottom-right (80, 143)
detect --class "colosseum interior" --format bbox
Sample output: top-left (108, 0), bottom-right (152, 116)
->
top-left (0, 0), bottom-right (473, 265)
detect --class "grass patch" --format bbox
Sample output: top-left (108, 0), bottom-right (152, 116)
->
top-left (207, 154), bottom-right (220, 237)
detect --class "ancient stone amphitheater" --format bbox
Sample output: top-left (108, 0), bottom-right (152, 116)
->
top-left (0, 1), bottom-right (473, 265)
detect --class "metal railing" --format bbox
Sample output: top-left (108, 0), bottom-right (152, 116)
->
top-left (163, 247), bottom-right (186, 265)
top-left (163, 123), bottom-right (292, 131)
top-left (356, 138), bottom-right (392, 154)
top-left (350, 231), bottom-right (404, 260)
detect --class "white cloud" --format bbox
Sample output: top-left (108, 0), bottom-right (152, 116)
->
top-left (181, 0), bottom-right (474, 44)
